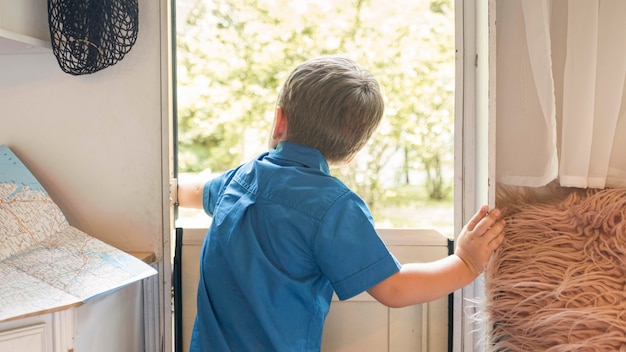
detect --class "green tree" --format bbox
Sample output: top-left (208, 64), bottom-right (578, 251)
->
top-left (176, 0), bottom-right (455, 213)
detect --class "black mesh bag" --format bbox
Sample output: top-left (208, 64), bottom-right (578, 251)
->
top-left (48, 0), bottom-right (139, 75)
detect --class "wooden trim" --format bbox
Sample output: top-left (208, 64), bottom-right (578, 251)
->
top-left (128, 251), bottom-right (157, 264)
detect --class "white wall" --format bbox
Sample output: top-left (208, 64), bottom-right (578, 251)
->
top-left (0, 0), bottom-right (170, 258)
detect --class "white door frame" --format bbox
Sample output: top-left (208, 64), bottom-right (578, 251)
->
top-left (453, 0), bottom-right (496, 351)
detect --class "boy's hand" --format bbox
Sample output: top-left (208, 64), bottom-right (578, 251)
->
top-left (454, 205), bottom-right (505, 276)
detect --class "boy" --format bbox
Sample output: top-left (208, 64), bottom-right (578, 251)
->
top-left (178, 55), bottom-right (505, 351)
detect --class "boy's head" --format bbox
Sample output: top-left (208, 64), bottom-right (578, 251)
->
top-left (274, 55), bottom-right (385, 164)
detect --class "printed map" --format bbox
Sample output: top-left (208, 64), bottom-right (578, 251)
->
top-left (0, 145), bottom-right (157, 321)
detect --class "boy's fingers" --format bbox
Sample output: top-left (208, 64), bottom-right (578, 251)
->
top-left (473, 208), bottom-right (502, 236)
top-left (483, 219), bottom-right (506, 243)
top-left (466, 205), bottom-right (489, 231)
top-left (487, 229), bottom-right (505, 252)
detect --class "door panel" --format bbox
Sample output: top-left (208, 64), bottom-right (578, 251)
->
top-left (176, 228), bottom-right (450, 352)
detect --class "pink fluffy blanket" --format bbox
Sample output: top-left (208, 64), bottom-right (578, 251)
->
top-left (485, 188), bottom-right (626, 351)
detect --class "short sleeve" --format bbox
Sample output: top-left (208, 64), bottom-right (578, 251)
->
top-left (203, 168), bottom-right (238, 216)
top-left (314, 193), bottom-right (400, 300)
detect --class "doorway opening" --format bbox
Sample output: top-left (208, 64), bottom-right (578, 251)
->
top-left (174, 0), bottom-right (456, 235)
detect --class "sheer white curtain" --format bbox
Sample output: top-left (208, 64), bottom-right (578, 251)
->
top-left (495, 0), bottom-right (626, 189)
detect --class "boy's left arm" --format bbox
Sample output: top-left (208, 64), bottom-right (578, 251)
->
top-left (367, 206), bottom-right (505, 308)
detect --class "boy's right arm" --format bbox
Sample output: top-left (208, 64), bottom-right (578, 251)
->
top-left (177, 175), bottom-right (205, 209)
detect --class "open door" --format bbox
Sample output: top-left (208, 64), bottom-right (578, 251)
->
top-left (171, 0), bottom-right (498, 351)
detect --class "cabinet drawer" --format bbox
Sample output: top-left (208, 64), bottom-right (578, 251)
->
top-left (0, 323), bottom-right (47, 352)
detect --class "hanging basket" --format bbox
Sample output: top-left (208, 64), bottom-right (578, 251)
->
top-left (47, 0), bottom-right (139, 75)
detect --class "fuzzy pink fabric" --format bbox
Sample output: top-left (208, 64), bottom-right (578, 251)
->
top-left (486, 188), bottom-right (626, 351)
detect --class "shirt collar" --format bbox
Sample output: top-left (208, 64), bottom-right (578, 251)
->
top-left (268, 141), bottom-right (330, 175)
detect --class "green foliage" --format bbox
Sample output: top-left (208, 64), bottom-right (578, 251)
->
top-left (176, 0), bottom-right (455, 211)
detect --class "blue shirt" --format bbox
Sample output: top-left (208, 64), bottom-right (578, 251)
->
top-left (190, 141), bottom-right (400, 352)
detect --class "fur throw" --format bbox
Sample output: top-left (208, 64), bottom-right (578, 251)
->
top-left (485, 188), bottom-right (626, 351)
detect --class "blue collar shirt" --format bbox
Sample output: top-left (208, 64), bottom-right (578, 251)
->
top-left (190, 141), bottom-right (400, 352)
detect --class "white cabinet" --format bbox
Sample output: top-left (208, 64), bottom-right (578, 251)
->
top-left (0, 324), bottom-right (47, 352)
top-left (0, 313), bottom-right (63, 352)
top-left (0, 0), bottom-right (51, 54)
top-left (0, 280), bottom-right (149, 352)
